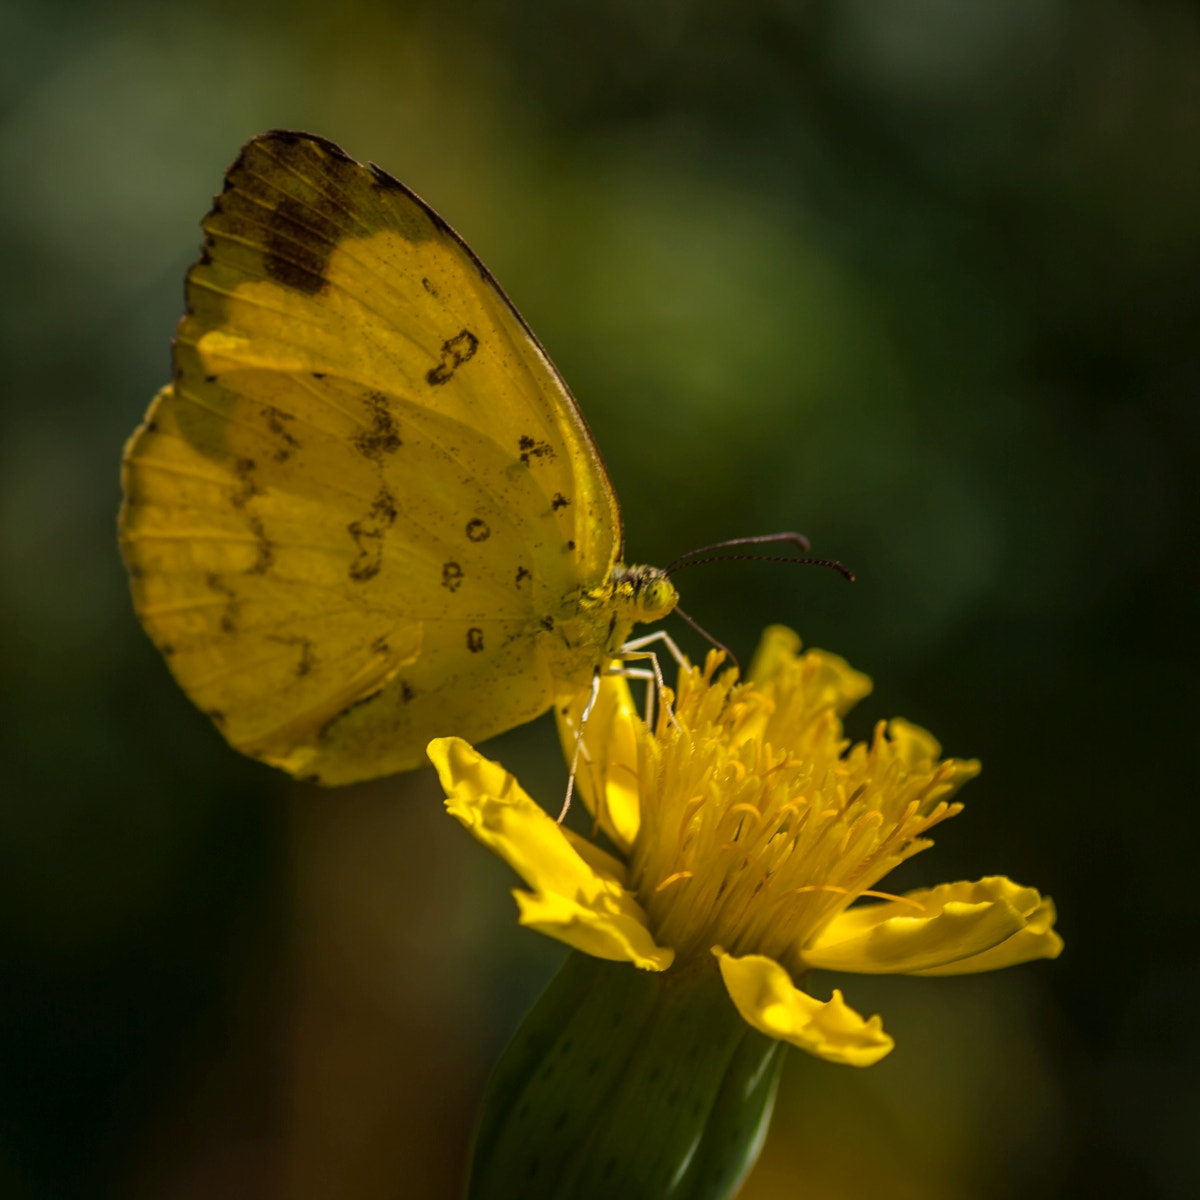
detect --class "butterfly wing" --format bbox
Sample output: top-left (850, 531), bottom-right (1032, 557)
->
top-left (120, 131), bottom-right (623, 784)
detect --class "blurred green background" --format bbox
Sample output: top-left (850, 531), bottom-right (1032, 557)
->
top-left (2, 0), bottom-right (1196, 1196)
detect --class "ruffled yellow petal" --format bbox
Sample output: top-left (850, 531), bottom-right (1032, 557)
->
top-left (886, 718), bottom-right (981, 792)
top-left (913, 894), bottom-right (1063, 976)
top-left (513, 890), bottom-right (672, 970)
top-left (747, 625), bottom-right (873, 715)
top-left (555, 673), bottom-right (642, 852)
top-left (746, 624), bottom-right (803, 686)
top-left (886, 717), bottom-right (943, 767)
top-left (561, 827), bottom-right (628, 885)
top-left (428, 737), bottom-right (673, 971)
top-left (804, 877), bottom-right (1059, 975)
top-left (715, 950), bottom-right (893, 1066)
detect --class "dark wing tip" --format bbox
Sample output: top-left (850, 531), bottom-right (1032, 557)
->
top-left (253, 128), bottom-right (355, 162)
top-left (367, 161), bottom-right (408, 193)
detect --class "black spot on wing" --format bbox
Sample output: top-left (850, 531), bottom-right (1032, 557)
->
top-left (371, 487), bottom-right (398, 525)
top-left (466, 518), bottom-right (490, 542)
top-left (540, 616), bottom-right (555, 632)
top-left (345, 490), bottom-right (396, 582)
top-left (353, 392), bottom-right (402, 459)
top-left (518, 434), bottom-right (555, 465)
top-left (205, 571), bottom-right (236, 607)
top-left (231, 457), bottom-right (258, 508)
top-left (515, 565), bottom-right (531, 588)
top-left (247, 515), bottom-right (275, 574)
top-left (551, 493), bottom-right (570, 511)
top-left (223, 460), bottom-right (275, 575)
top-left (268, 633), bottom-right (316, 677)
top-left (263, 405), bottom-right (301, 462)
top-left (348, 520), bottom-right (383, 581)
top-left (426, 330), bottom-right (478, 386)
top-left (467, 628), bottom-right (484, 653)
top-left (442, 561), bottom-right (464, 592)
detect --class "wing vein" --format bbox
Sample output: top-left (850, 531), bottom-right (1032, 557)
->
top-left (249, 145), bottom-right (377, 237)
top-left (189, 249), bottom-right (433, 375)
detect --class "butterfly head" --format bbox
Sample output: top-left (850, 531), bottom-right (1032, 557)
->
top-left (615, 565), bottom-right (679, 623)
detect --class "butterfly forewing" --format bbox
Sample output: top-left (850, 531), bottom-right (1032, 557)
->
top-left (121, 130), bottom-right (622, 783)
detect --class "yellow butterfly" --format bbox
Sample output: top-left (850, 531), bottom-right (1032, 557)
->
top-left (120, 130), bottom-right (679, 785)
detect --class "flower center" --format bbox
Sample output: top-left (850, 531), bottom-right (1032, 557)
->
top-left (626, 656), bottom-right (968, 971)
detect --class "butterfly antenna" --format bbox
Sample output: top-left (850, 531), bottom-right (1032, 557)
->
top-left (673, 606), bottom-right (740, 675)
top-left (668, 553), bottom-right (855, 584)
top-left (665, 532), bottom-right (812, 574)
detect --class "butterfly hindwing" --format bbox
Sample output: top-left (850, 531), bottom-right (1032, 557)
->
top-left (121, 131), bottom-right (623, 783)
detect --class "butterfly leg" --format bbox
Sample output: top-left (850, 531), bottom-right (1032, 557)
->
top-left (615, 647), bottom-right (679, 733)
top-left (621, 628), bottom-right (688, 668)
top-left (559, 634), bottom-right (686, 824)
top-left (619, 629), bottom-right (687, 728)
top-left (608, 665), bottom-right (656, 729)
top-left (558, 667), bottom-right (603, 825)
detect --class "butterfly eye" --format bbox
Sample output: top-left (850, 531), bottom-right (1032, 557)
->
top-left (639, 577), bottom-right (679, 620)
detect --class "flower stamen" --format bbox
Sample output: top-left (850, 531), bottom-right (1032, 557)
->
top-left (655, 871), bottom-right (694, 893)
top-left (775, 884), bottom-right (927, 910)
top-left (717, 842), bottom-right (771, 889)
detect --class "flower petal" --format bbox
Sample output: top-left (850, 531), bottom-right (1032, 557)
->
top-left (514, 890), bottom-right (673, 970)
top-left (912, 894), bottom-right (1064, 976)
top-left (715, 950), bottom-right (894, 1066)
top-left (886, 718), bottom-right (981, 792)
top-left (428, 737), bottom-right (673, 971)
top-left (747, 626), bottom-right (872, 716)
top-left (746, 624), bottom-right (803, 686)
top-left (804, 876), bottom-right (1060, 975)
top-left (556, 672), bottom-right (643, 852)
top-left (430, 736), bottom-right (596, 897)
top-left (561, 827), bottom-right (629, 885)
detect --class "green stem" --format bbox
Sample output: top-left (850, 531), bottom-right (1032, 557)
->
top-left (469, 952), bottom-right (785, 1200)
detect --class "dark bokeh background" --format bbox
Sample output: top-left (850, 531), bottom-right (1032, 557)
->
top-left (2, 1), bottom-right (1196, 1196)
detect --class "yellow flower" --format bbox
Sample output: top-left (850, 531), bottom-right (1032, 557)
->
top-left (429, 625), bottom-right (1062, 1069)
